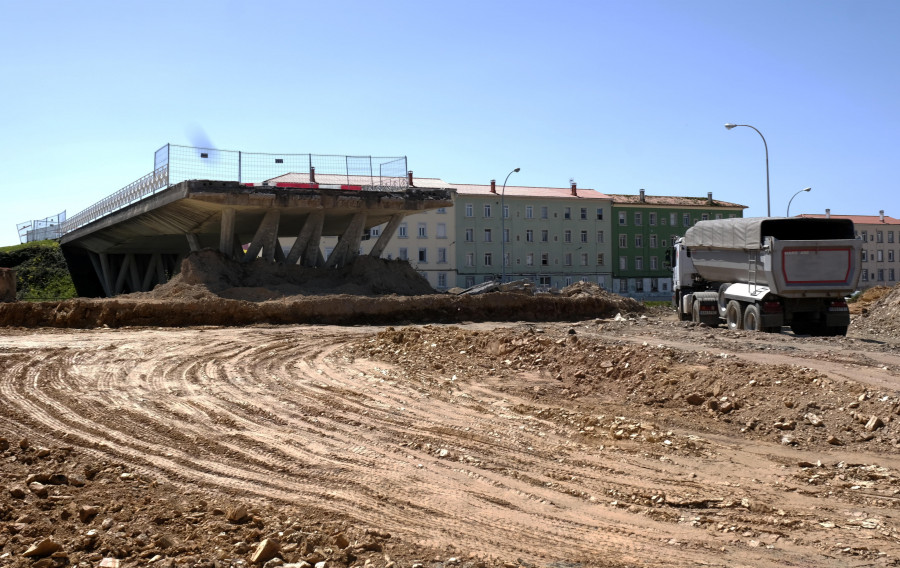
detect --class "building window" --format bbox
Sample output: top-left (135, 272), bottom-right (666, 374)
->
top-left (541, 229), bottom-right (549, 242)
top-left (670, 213), bottom-right (677, 226)
top-left (878, 231), bottom-right (884, 243)
top-left (701, 213), bottom-right (709, 221)
top-left (437, 223), bottom-right (447, 238)
top-left (715, 214), bottom-right (723, 220)
top-left (503, 252), bottom-right (510, 266)
top-left (878, 269), bottom-right (885, 281)
top-left (581, 208), bottom-right (587, 220)
top-left (564, 230), bottom-right (572, 243)
top-left (598, 275), bottom-right (606, 288)
top-left (564, 253), bottom-right (572, 266)
top-left (525, 206), bottom-right (534, 219)
top-left (619, 211), bottom-right (626, 226)
top-left (465, 276), bottom-right (475, 287)
top-left (862, 249), bottom-right (867, 262)
top-left (540, 276), bottom-right (551, 287)
top-left (580, 253), bottom-right (588, 266)
top-left (484, 204), bottom-right (492, 218)
top-left (370, 226), bottom-right (382, 237)
top-left (597, 230), bottom-right (604, 244)
top-left (484, 252), bottom-right (492, 266)
top-left (541, 253), bottom-right (549, 266)
top-left (503, 205), bottom-right (509, 219)
top-left (635, 279), bottom-right (644, 292)
top-left (597, 208), bottom-right (604, 220)
top-left (580, 230), bottom-right (588, 243)
top-left (877, 250), bottom-right (884, 262)
top-left (861, 231), bottom-right (868, 241)
top-left (618, 279), bottom-right (627, 293)
top-left (438, 248), bottom-right (447, 263)
top-left (418, 223), bottom-right (427, 238)
top-left (890, 268), bottom-right (896, 281)
top-left (541, 206), bottom-right (548, 219)
top-left (526, 229), bottom-right (534, 242)
top-left (465, 203), bottom-right (473, 217)
top-left (436, 207), bottom-right (446, 214)
top-left (503, 228), bottom-right (510, 243)
top-left (888, 231), bottom-right (894, 243)
top-left (437, 272), bottom-right (447, 287)
top-left (526, 253), bottom-right (534, 266)
top-left (465, 228), bottom-right (474, 242)
top-left (619, 234), bottom-right (627, 248)
top-left (634, 212), bottom-right (642, 226)
top-left (465, 252), bottom-right (474, 267)
top-left (564, 207), bottom-right (571, 219)
top-left (399, 248), bottom-right (408, 260)
top-left (597, 253), bottom-right (605, 266)
top-left (889, 250), bottom-right (895, 262)
top-left (649, 212), bottom-right (657, 226)
top-left (683, 214), bottom-right (690, 227)
top-left (650, 256), bottom-right (658, 270)
top-left (565, 276), bottom-right (574, 286)
top-left (635, 257), bottom-right (643, 270)
top-left (649, 234), bottom-right (658, 248)
top-left (635, 234), bottom-right (643, 248)
top-left (484, 228), bottom-right (492, 242)
top-left (861, 268), bottom-right (868, 281)
top-left (398, 223), bottom-right (408, 238)
top-left (418, 248), bottom-right (427, 262)
top-left (620, 256), bottom-right (627, 270)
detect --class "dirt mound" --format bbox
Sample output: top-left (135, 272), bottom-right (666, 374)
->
top-left (145, 249), bottom-right (436, 300)
top-left (850, 283), bottom-right (900, 338)
top-left (848, 285), bottom-right (892, 315)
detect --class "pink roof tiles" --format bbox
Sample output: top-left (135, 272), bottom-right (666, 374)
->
top-left (799, 213), bottom-right (900, 225)
top-left (451, 183), bottom-right (610, 200)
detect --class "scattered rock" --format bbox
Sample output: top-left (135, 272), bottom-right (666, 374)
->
top-left (685, 393), bottom-right (705, 405)
top-left (866, 416), bottom-right (885, 431)
top-left (251, 538), bottom-right (281, 564)
top-left (23, 538), bottom-right (61, 557)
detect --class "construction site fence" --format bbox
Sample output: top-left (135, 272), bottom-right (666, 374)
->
top-left (20, 144), bottom-right (408, 242)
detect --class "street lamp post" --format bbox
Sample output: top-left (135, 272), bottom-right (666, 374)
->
top-left (786, 187), bottom-right (811, 217)
top-left (500, 167), bottom-right (520, 284)
top-left (725, 123), bottom-right (771, 217)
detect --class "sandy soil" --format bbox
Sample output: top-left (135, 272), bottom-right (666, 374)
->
top-left (3, 254), bottom-right (900, 568)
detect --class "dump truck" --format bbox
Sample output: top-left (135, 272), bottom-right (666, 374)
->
top-left (671, 217), bottom-right (862, 335)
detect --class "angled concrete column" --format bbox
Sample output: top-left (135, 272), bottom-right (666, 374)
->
top-left (219, 208), bottom-right (236, 257)
top-left (369, 214), bottom-right (405, 258)
top-left (142, 253), bottom-right (161, 291)
top-left (243, 210), bottom-right (281, 263)
top-left (325, 212), bottom-right (367, 269)
top-left (127, 253), bottom-right (141, 292)
top-left (88, 251), bottom-right (112, 297)
top-left (99, 253), bottom-right (114, 298)
top-left (285, 211), bottom-right (325, 267)
top-left (186, 233), bottom-right (202, 252)
top-left (114, 253), bottom-right (132, 295)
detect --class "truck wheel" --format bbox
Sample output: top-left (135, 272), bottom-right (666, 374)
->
top-left (743, 304), bottom-right (761, 332)
top-left (725, 300), bottom-right (743, 330)
top-left (691, 299), bottom-right (701, 323)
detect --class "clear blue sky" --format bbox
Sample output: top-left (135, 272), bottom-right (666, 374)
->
top-left (3, 0), bottom-right (898, 245)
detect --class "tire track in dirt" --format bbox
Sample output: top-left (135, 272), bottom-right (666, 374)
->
top-left (2, 325), bottom-right (899, 566)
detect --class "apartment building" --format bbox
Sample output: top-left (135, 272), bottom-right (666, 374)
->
top-left (799, 210), bottom-right (900, 290)
top-left (451, 181), bottom-right (613, 290)
top-left (609, 190), bottom-right (746, 299)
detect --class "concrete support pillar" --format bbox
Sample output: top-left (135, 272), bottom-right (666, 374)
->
top-left (369, 214), bottom-right (405, 258)
top-left (219, 208), bottom-right (236, 257)
top-left (99, 253), bottom-right (113, 297)
top-left (243, 210), bottom-right (281, 263)
top-left (186, 233), bottom-right (202, 253)
top-left (286, 211), bottom-right (325, 267)
top-left (325, 212), bottom-right (367, 269)
top-left (142, 253), bottom-right (161, 292)
top-left (127, 253), bottom-right (141, 292)
top-left (114, 253), bottom-right (132, 295)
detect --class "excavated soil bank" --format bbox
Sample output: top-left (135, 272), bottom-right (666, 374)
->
top-left (0, 251), bottom-right (643, 329)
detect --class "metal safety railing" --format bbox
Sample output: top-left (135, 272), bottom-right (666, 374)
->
top-left (19, 144), bottom-right (409, 242)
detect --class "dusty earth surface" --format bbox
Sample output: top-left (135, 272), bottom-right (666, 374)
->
top-left (2, 254), bottom-right (900, 568)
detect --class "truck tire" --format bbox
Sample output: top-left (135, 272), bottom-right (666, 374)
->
top-left (691, 299), bottom-right (701, 324)
top-left (725, 300), bottom-right (743, 330)
top-left (743, 304), bottom-right (762, 332)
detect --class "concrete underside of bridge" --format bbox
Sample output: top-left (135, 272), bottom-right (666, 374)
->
top-left (60, 180), bottom-right (454, 297)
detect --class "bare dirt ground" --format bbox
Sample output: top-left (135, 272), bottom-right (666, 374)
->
top-left (3, 254), bottom-right (900, 568)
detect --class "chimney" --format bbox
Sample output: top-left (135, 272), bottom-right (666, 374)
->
top-left (825, 208), bottom-right (831, 219)
top-left (310, 166), bottom-right (316, 183)
top-left (570, 181), bottom-right (577, 197)
top-left (880, 209), bottom-right (885, 223)
top-left (707, 192), bottom-right (713, 205)
top-left (490, 179), bottom-right (496, 194)
top-left (407, 170), bottom-right (414, 186)
top-left (639, 188), bottom-right (645, 203)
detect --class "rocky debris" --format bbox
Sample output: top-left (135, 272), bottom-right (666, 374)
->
top-left (22, 538), bottom-right (60, 557)
top-left (849, 282), bottom-right (900, 337)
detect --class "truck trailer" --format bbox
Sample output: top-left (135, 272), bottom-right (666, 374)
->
top-left (671, 217), bottom-right (862, 335)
